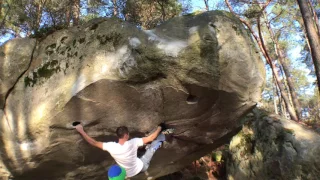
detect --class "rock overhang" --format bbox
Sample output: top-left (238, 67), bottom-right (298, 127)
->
top-left (0, 10), bottom-right (265, 179)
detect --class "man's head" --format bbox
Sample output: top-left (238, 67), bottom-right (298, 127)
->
top-left (116, 126), bottom-right (129, 140)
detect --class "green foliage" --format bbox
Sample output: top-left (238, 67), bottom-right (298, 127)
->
top-left (81, 14), bottom-right (100, 22)
top-left (30, 24), bottom-right (67, 39)
top-left (212, 151), bottom-right (223, 162)
top-left (1, 0), bottom-right (71, 40)
top-left (190, 10), bottom-right (205, 16)
top-left (291, 68), bottom-right (309, 92)
top-left (243, 5), bottom-right (261, 19)
top-left (283, 128), bottom-right (295, 135)
top-left (124, 0), bottom-right (183, 29)
top-left (0, 0), bottom-right (190, 41)
top-left (261, 74), bottom-right (277, 113)
top-left (300, 87), bottom-right (320, 121)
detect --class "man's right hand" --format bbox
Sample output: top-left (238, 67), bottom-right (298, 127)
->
top-left (158, 122), bottom-right (167, 131)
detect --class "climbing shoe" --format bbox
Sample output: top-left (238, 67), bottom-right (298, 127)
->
top-left (161, 128), bottom-right (175, 135)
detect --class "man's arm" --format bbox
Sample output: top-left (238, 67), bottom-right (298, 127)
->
top-left (142, 126), bottom-right (162, 144)
top-left (75, 125), bottom-right (103, 149)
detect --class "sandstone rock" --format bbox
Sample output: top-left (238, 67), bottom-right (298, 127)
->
top-left (0, 110), bottom-right (11, 179)
top-left (227, 109), bottom-right (320, 180)
top-left (0, 38), bottom-right (36, 108)
top-left (0, 11), bottom-right (264, 179)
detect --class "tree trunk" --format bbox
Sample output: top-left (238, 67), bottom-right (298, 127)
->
top-left (275, 80), bottom-right (284, 116)
top-left (66, 3), bottom-right (71, 26)
top-left (264, 12), bottom-right (302, 120)
top-left (224, 0), bottom-right (299, 121)
top-left (308, 0), bottom-right (320, 36)
top-left (112, 0), bottom-right (118, 16)
top-left (157, 0), bottom-right (166, 22)
top-left (273, 79), bottom-right (279, 115)
top-left (72, 0), bottom-right (80, 26)
top-left (34, 0), bottom-right (46, 32)
top-left (278, 53), bottom-right (302, 119)
top-left (204, 0), bottom-right (209, 11)
top-left (297, 18), bottom-right (313, 55)
top-left (281, 99), bottom-right (287, 118)
top-left (318, 94), bottom-right (320, 121)
top-left (162, 7), bottom-right (166, 22)
top-left (36, 3), bottom-right (42, 30)
top-left (0, 0), bottom-right (10, 29)
top-left (0, 0), bottom-right (2, 17)
top-left (257, 17), bottom-right (299, 121)
top-left (297, 0), bottom-right (320, 95)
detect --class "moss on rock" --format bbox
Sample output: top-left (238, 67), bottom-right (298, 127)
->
top-left (24, 60), bottom-right (61, 87)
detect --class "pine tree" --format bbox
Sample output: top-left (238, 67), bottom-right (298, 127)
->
top-left (297, 0), bottom-right (320, 95)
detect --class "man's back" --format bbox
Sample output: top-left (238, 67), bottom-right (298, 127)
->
top-left (103, 138), bottom-right (144, 177)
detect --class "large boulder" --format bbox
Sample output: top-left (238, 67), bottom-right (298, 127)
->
top-left (0, 11), bottom-right (265, 180)
top-left (227, 109), bottom-right (320, 180)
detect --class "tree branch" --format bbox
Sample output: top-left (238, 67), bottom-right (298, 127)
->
top-left (0, 0), bottom-right (11, 30)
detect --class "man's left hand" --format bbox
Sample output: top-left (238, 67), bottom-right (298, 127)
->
top-left (75, 124), bottom-right (84, 133)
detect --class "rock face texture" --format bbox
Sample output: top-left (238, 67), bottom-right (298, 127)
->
top-left (227, 109), bottom-right (320, 180)
top-left (0, 11), bottom-right (264, 179)
top-left (0, 38), bottom-right (36, 108)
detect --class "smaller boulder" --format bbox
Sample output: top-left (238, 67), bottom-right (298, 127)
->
top-left (227, 109), bottom-right (320, 180)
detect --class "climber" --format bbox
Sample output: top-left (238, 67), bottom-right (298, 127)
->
top-left (75, 122), bottom-right (172, 178)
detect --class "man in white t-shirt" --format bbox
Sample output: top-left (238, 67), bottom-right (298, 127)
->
top-left (75, 123), bottom-right (167, 178)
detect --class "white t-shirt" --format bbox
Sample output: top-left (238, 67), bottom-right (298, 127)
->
top-left (103, 138), bottom-right (144, 177)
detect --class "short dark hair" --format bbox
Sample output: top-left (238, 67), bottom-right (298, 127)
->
top-left (116, 126), bottom-right (129, 138)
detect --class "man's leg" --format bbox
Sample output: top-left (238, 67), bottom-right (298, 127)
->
top-left (140, 133), bottom-right (165, 172)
